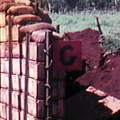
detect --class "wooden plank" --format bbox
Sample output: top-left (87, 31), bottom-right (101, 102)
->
top-left (1, 58), bottom-right (44, 76)
top-left (1, 58), bottom-right (20, 74)
top-left (52, 70), bottom-right (66, 79)
top-left (36, 80), bottom-right (44, 99)
top-left (0, 101), bottom-right (43, 120)
top-left (1, 73), bottom-right (44, 99)
top-left (20, 110), bottom-right (35, 120)
top-left (51, 81), bottom-right (58, 97)
top-left (24, 32), bottom-right (30, 120)
top-left (21, 76), bottom-right (44, 99)
top-left (37, 100), bottom-right (44, 118)
top-left (0, 88), bottom-right (19, 109)
top-left (0, 42), bottom-right (20, 58)
top-left (0, 27), bottom-right (6, 42)
top-left (52, 99), bottom-right (58, 117)
top-left (0, 103), bottom-right (7, 119)
top-left (1, 73), bottom-right (19, 90)
top-left (58, 99), bottom-right (64, 117)
top-left (21, 93), bottom-right (37, 117)
top-left (21, 93), bottom-right (44, 118)
top-left (5, 25), bottom-right (19, 42)
top-left (58, 80), bottom-right (65, 99)
top-left (0, 25), bottom-right (19, 42)
top-left (37, 43), bottom-right (44, 61)
top-left (8, 15), bottom-right (12, 120)
top-left (7, 107), bottom-right (19, 120)
top-left (22, 59), bottom-right (44, 80)
top-left (0, 12), bottom-right (5, 27)
top-left (0, 88), bottom-right (44, 118)
top-left (22, 42), bottom-right (44, 61)
top-left (7, 108), bottom-right (35, 120)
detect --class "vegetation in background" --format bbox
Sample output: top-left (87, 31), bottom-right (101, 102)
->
top-left (49, 10), bottom-right (120, 54)
top-left (36, 0), bottom-right (120, 12)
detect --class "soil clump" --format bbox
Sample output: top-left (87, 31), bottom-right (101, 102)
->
top-left (63, 28), bottom-right (120, 120)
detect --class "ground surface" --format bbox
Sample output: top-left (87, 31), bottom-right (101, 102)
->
top-left (63, 28), bottom-right (120, 120)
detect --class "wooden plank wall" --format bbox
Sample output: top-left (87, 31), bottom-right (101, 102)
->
top-left (0, 11), bottom-right (65, 120)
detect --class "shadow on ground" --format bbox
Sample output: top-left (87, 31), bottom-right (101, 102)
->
top-left (65, 91), bottom-right (112, 120)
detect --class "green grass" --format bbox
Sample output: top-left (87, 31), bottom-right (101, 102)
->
top-left (49, 10), bottom-right (120, 52)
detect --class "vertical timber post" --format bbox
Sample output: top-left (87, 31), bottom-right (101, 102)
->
top-left (0, 13), bottom-right (2, 108)
top-left (23, 32), bottom-right (30, 120)
top-left (8, 15), bottom-right (12, 120)
top-left (56, 24), bottom-right (60, 33)
top-left (44, 31), bottom-right (53, 120)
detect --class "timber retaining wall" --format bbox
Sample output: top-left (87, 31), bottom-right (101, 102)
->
top-left (0, 9), bottom-right (65, 120)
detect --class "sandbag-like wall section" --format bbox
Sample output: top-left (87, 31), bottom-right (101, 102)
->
top-left (0, 1), bottom-right (65, 119)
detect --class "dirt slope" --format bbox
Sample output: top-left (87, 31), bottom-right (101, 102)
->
top-left (63, 28), bottom-right (120, 120)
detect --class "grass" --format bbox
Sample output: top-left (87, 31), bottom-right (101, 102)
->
top-left (49, 10), bottom-right (120, 52)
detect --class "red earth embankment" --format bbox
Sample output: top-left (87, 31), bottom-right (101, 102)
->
top-left (64, 28), bottom-right (120, 120)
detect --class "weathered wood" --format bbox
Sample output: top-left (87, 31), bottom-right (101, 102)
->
top-left (8, 15), bottom-right (12, 120)
top-left (37, 43), bottom-right (45, 61)
top-left (21, 76), bottom-right (44, 99)
top-left (1, 58), bottom-right (20, 74)
top-left (0, 103), bottom-right (35, 120)
top-left (52, 70), bottom-right (65, 79)
top-left (20, 110), bottom-right (35, 120)
top-left (1, 58), bottom-right (45, 79)
top-left (6, 25), bottom-right (19, 42)
top-left (0, 41), bottom-right (45, 60)
top-left (45, 31), bottom-right (52, 119)
top-left (0, 12), bottom-right (5, 27)
top-left (58, 80), bottom-right (65, 99)
top-left (56, 24), bottom-right (60, 33)
top-left (0, 88), bottom-right (19, 109)
top-left (1, 73), bottom-right (44, 99)
top-left (0, 42), bottom-right (20, 58)
top-left (7, 107), bottom-right (19, 120)
top-left (24, 32), bottom-right (30, 120)
top-left (37, 100), bottom-right (44, 118)
top-left (8, 108), bottom-right (35, 120)
top-left (0, 25), bottom-right (19, 42)
top-left (0, 103), bottom-right (7, 119)
top-left (22, 59), bottom-right (44, 80)
top-left (52, 98), bottom-right (58, 117)
top-left (96, 16), bottom-right (103, 35)
top-left (21, 93), bottom-right (44, 118)
top-left (0, 27), bottom-right (6, 42)
top-left (58, 99), bottom-right (64, 117)
top-left (22, 42), bottom-right (44, 61)
top-left (0, 89), bottom-right (44, 118)
top-left (51, 81), bottom-right (58, 97)
top-left (0, 88), bottom-right (8, 103)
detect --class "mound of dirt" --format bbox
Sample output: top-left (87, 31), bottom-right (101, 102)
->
top-left (63, 27), bottom-right (101, 70)
top-left (76, 54), bottom-right (120, 99)
top-left (63, 28), bottom-right (120, 120)
top-left (63, 27), bottom-right (120, 99)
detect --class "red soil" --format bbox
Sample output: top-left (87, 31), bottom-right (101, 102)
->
top-left (63, 27), bottom-right (101, 70)
top-left (63, 28), bottom-right (120, 120)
